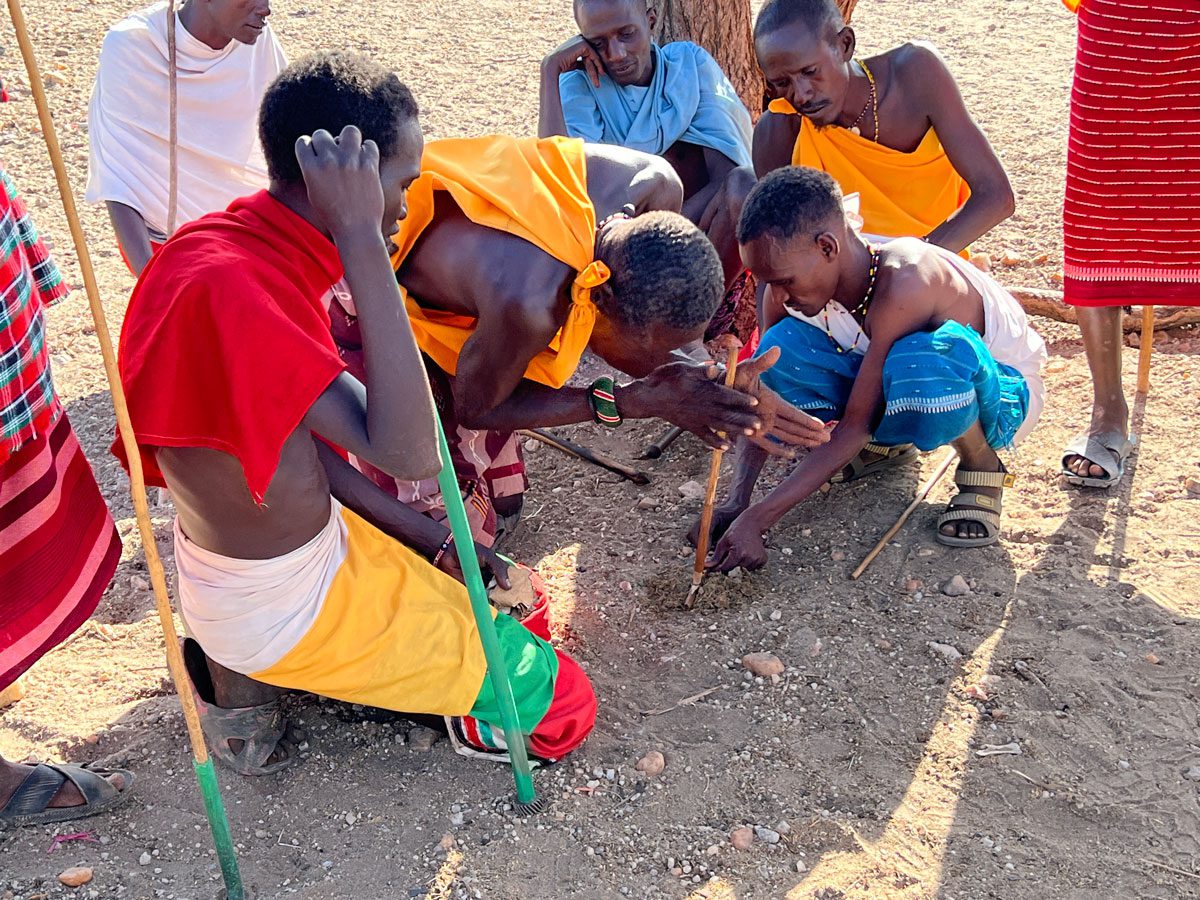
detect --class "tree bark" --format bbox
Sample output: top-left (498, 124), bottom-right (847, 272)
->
top-left (652, 0), bottom-right (859, 121)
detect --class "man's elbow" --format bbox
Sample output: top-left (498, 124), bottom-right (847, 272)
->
top-left (983, 177), bottom-right (1016, 225)
top-left (375, 442), bottom-right (442, 482)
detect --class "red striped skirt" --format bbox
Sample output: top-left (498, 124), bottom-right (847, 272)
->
top-left (1063, 0), bottom-right (1200, 307)
top-left (0, 414), bottom-right (122, 690)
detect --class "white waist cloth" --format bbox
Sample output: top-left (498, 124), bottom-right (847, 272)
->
top-left (85, 1), bottom-right (286, 236)
top-left (174, 499), bottom-right (347, 674)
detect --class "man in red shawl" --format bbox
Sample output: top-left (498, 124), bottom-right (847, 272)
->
top-left (1060, 0), bottom-right (1200, 487)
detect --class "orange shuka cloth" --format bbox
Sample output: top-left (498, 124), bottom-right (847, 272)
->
top-left (391, 135), bottom-right (609, 390)
top-left (767, 98), bottom-right (970, 244)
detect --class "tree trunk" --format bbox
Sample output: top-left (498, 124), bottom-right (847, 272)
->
top-left (1011, 287), bottom-right (1200, 333)
top-left (652, 0), bottom-right (764, 118)
top-left (652, 0), bottom-right (859, 121)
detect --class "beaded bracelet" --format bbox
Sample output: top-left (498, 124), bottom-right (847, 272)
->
top-left (587, 375), bottom-right (622, 427)
top-left (432, 532), bottom-right (455, 567)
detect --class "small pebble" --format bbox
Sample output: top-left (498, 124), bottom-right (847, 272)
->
top-left (941, 575), bottom-right (972, 597)
top-left (344, 812), bottom-right (357, 826)
top-left (408, 725), bottom-right (441, 752)
top-left (741, 652), bottom-right (784, 677)
top-left (1183, 766), bottom-right (1200, 782)
top-left (904, 578), bottom-right (924, 593)
top-left (523, 439), bottom-right (539, 453)
top-left (1145, 653), bottom-right (1162, 665)
top-left (769, 609), bottom-right (782, 621)
top-left (928, 641), bottom-right (962, 662)
top-left (138, 852), bottom-right (152, 866)
top-left (830, 550), bottom-right (846, 562)
top-left (730, 827), bottom-right (754, 850)
top-left (678, 480), bottom-right (705, 501)
top-left (754, 826), bottom-right (781, 844)
top-left (874, 637), bottom-right (893, 652)
top-left (57, 867), bottom-right (93, 888)
top-left (618, 580), bottom-right (632, 592)
top-left (917, 548), bottom-right (936, 557)
top-left (636, 496), bottom-right (658, 510)
top-left (635, 750), bottom-right (666, 778)
top-left (1118, 760), bottom-right (1131, 771)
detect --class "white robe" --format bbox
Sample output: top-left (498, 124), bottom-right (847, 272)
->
top-left (85, 1), bottom-right (286, 237)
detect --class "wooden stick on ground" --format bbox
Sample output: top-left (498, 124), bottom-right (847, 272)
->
top-left (1137, 305), bottom-right (1155, 395)
top-left (851, 448), bottom-right (958, 580)
top-left (518, 428), bottom-right (651, 484)
top-left (686, 337), bottom-right (742, 607)
top-left (6, 2), bottom-right (244, 895)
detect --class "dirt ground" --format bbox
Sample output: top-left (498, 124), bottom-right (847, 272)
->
top-left (3, 0), bottom-right (1200, 898)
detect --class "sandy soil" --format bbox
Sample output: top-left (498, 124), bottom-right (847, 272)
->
top-left (2, 0), bottom-right (1199, 898)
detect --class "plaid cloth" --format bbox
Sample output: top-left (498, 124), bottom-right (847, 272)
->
top-left (1, 161), bottom-right (70, 466)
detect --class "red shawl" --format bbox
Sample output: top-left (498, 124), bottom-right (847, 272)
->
top-left (114, 190), bottom-right (346, 503)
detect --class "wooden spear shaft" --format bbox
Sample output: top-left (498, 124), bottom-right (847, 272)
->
top-left (1137, 305), bottom-right (1155, 395)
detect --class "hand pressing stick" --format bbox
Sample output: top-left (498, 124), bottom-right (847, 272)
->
top-left (686, 336), bottom-right (742, 608)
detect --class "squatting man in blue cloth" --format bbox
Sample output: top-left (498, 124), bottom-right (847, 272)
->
top-left (692, 167), bottom-right (1047, 568)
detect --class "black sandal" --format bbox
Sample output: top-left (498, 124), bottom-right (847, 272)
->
top-left (182, 638), bottom-right (297, 776)
top-left (0, 763), bottom-right (134, 829)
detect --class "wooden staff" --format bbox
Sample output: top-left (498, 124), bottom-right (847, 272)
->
top-left (1137, 305), bottom-right (1155, 395)
top-left (4, 2), bottom-right (244, 896)
top-left (686, 337), bottom-right (742, 607)
top-left (519, 428), bottom-right (651, 484)
top-left (851, 448), bottom-right (958, 580)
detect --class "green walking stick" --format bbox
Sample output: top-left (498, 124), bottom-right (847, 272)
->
top-left (432, 419), bottom-right (542, 813)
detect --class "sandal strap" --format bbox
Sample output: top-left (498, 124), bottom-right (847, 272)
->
top-left (947, 490), bottom-right (1004, 515)
top-left (0, 763), bottom-right (63, 817)
top-left (864, 442), bottom-right (912, 457)
top-left (955, 469), bottom-right (1014, 489)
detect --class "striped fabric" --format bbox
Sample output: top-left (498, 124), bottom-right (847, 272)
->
top-left (1063, 0), bottom-right (1200, 306)
top-left (1, 162), bottom-right (70, 464)
top-left (1, 414), bottom-right (122, 691)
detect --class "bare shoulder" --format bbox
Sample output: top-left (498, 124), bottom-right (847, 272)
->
top-left (887, 41), bottom-right (957, 95)
top-left (584, 143), bottom-right (683, 214)
top-left (876, 239), bottom-right (941, 313)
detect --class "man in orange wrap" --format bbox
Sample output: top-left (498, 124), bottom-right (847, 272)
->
top-left (329, 134), bottom-right (830, 545)
top-left (748, 0), bottom-right (1015, 484)
top-left (115, 54), bottom-right (599, 774)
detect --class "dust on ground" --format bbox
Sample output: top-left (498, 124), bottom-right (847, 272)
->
top-left (2, 1), bottom-right (1199, 898)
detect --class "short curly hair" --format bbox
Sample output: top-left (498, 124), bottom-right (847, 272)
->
top-left (755, 0), bottom-right (845, 43)
top-left (737, 166), bottom-right (844, 246)
top-left (258, 51), bottom-right (419, 186)
top-left (604, 211), bottom-right (723, 330)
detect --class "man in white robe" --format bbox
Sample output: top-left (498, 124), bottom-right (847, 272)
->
top-left (86, 0), bottom-right (285, 274)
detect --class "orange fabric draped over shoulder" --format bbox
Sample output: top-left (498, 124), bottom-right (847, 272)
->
top-left (767, 98), bottom-right (970, 250)
top-left (391, 135), bottom-right (607, 390)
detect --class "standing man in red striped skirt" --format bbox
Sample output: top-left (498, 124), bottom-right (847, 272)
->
top-left (1060, 0), bottom-right (1200, 487)
top-left (0, 161), bottom-right (132, 826)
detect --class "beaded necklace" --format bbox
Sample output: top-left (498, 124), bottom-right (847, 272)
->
top-left (846, 60), bottom-right (879, 142)
top-left (820, 245), bottom-right (881, 354)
